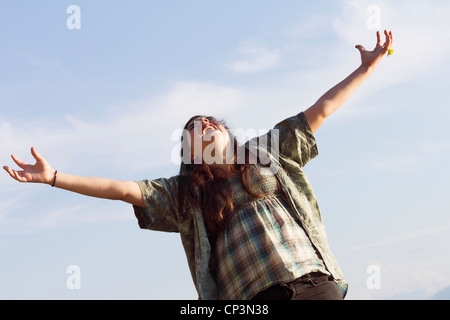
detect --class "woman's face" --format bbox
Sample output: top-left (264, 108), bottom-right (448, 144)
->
top-left (185, 116), bottom-right (231, 165)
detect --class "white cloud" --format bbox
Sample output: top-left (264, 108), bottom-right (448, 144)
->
top-left (353, 223), bottom-right (450, 251)
top-left (29, 203), bottom-right (130, 229)
top-left (229, 40), bottom-right (281, 74)
top-left (345, 223), bottom-right (450, 299)
top-left (420, 141), bottom-right (450, 155)
top-left (0, 196), bottom-right (18, 224)
top-left (369, 138), bottom-right (450, 173)
top-left (372, 155), bottom-right (420, 171)
top-left (368, 262), bottom-right (449, 300)
top-left (332, 0), bottom-right (450, 85)
top-left (1, 81), bottom-right (245, 175)
top-left (19, 52), bottom-right (66, 73)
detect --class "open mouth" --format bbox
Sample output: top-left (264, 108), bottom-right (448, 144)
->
top-left (202, 124), bottom-right (218, 136)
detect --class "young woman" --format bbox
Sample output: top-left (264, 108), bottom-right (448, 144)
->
top-left (3, 30), bottom-right (393, 300)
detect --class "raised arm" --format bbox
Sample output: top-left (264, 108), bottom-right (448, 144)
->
top-left (304, 30), bottom-right (394, 133)
top-left (3, 147), bottom-right (145, 207)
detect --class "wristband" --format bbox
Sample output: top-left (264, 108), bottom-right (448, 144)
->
top-left (51, 170), bottom-right (58, 187)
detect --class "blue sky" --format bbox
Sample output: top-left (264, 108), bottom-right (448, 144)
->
top-left (1, 0), bottom-right (450, 299)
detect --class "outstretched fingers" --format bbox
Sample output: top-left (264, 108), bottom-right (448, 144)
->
top-left (13, 169), bottom-right (27, 182)
top-left (376, 30), bottom-right (382, 47)
top-left (3, 165), bottom-right (23, 182)
top-left (2, 166), bottom-right (14, 179)
top-left (11, 154), bottom-right (27, 169)
top-left (3, 149), bottom-right (36, 183)
top-left (382, 30), bottom-right (393, 49)
top-left (388, 30), bottom-right (394, 49)
top-left (30, 146), bottom-right (44, 162)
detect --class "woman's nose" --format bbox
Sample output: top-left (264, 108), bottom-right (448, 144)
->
top-left (201, 117), bottom-right (209, 124)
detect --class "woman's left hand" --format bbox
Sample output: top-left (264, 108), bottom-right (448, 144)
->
top-left (355, 30), bottom-right (394, 69)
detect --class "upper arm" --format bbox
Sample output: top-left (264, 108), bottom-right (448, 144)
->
top-left (304, 104), bottom-right (327, 134)
top-left (121, 181), bottom-right (145, 207)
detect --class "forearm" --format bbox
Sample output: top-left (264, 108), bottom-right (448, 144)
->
top-left (52, 172), bottom-right (143, 206)
top-left (305, 64), bottom-right (374, 132)
top-left (316, 64), bottom-right (374, 117)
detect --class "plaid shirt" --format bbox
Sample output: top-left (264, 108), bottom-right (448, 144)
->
top-left (133, 112), bottom-right (348, 299)
top-left (213, 165), bottom-right (329, 299)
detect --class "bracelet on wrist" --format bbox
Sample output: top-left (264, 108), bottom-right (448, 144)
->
top-left (51, 170), bottom-right (58, 187)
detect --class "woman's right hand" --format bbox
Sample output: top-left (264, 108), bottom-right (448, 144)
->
top-left (3, 147), bottom-right (55, 185)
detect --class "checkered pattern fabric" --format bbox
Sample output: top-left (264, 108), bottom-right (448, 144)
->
top-left (213, 165), bottom-right (329, 300)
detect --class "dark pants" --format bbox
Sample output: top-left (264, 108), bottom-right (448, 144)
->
top-left (251, 272), bottom-right (344, 300)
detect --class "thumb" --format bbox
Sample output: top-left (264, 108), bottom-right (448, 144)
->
top-left (355, 45), bottom-right (365, 53)
top-left (31, 146), bottom-right (44, 162)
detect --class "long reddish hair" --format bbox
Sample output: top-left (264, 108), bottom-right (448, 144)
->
top-left (178, 115), bottom-right (264, 236)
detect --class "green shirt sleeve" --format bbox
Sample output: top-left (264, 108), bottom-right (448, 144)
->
top-left (133, 176), bottom-right (180, 233)
top-left (273, 111), bottom-right (318, 167)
